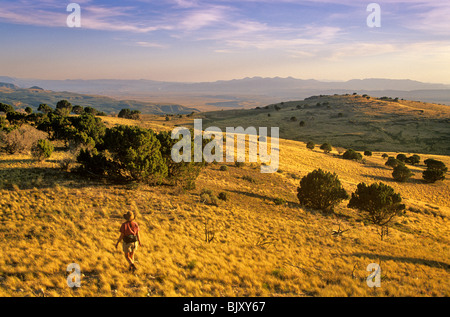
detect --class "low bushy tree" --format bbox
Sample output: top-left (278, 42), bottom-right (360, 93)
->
top-left (320, 143), bottom-right (332, 154)
top-left (78, 125), bottom-right (168, 184)
top-left (306, 141), bottom-right (315, 150)
top-left (55, 100), bottom-right (73, 117)
top-left (0, 102), bottom-right (14, 114)
top-left (405, 154), bottom-right (420, 165)
top-left (156, 130), bottom-right (205, 190)
top-left (422, 159), bottom-right (447, 183)
top-left (385, 157), bottom-right (404, 168)
top-left (118, 109), bottom-right (141, 120)
top-left (396, 154), bottom-right (407, 163)
top-left (343, 149), bottom-right (362, 161)
top-left (348, 182), bottom-right (405, 240)
top-left (38, 104), bottom-right (53, 115)
top-left (392, 164), bottom-right (413, 182)
top-left (297, 169), bottom-right (348, 212)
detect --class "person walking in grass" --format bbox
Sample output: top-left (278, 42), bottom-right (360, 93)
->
top-left (115, 211), bottom-right (142, 272)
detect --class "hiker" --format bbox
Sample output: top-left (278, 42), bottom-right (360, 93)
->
top-left (115, 211), bottom-right (142, 272)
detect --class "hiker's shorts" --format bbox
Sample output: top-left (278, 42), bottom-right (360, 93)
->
top-left (122, 241), bottom-right (138, 253)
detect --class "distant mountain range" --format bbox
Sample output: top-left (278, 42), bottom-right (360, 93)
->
top-left (1, 76), bottom-right (449, 111)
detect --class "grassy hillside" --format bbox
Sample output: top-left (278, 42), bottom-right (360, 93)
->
top-left (0, 115), bottom-right (448, 297)
top-left (0, 87), bottom-right (197, 115)
top-left (197, 94), bottom-right (450, 155)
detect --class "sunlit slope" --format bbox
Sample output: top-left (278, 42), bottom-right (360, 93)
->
top-left (197, 94), bottom-right (450, 155)
top-left (0, 134), bottom-right (448, 297)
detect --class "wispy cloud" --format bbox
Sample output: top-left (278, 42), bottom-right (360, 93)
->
top-left (135, 41), bottom-right (168, 48)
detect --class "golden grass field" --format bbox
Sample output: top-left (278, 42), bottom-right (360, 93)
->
top-left (0, 96), bottom-right (449, 297)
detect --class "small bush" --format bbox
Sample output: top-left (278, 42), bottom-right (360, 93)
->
top-left (219, 165), bottom-right (228, 171)
top-left (200, 189), bottom-right (219, 206)
top-left (348, 182), bottom-right (405, 240)
top-left (385, 157), bottom-right (404, 168)
top-left (392, 164), bottom-right (413, 182)
top-left (242, 175), bottom-right (256, 183)
top-left (297, 169), bottom-right (348, 212)
top-left (31, 139), bottom-right (54, 161)
top-left (320, 143), bottom-right (332, 154)
top-left (343, 149), bottom-right (362, 161)
top-left (382, 153), bottom-right (389, 159)
top-left (0, 125), bottom-right (47, 154)
top-left (396, 154), bottom-right (407, 162)
top-left (306, 141), bottom-right (315, 150)
top-left (364, 150), bottom-right (372, 156)
top-left (422, 159), bottom-right (447, 183)
top-left (405, 154), bottom-right (420, 165)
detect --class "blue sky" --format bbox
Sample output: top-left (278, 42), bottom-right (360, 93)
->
top-left (0, 0), bottom-right (449, 83)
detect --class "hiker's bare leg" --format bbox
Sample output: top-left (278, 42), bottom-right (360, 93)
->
top-left (124, 252), bottom-right (134, 266)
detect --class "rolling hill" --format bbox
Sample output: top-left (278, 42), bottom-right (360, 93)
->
top-left (195, 94), bottom-right (450, 155)
top-left (0, 84), bottom-right (198, 115)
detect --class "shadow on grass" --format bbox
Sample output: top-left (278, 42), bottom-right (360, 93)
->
top-left (227, 189), bottom-right (300, 207)
top-left (360, 174), bottom-right (426, 184)
top-left (348, 252), bottom-right (450, 271)
top-left (0, 158), bottom-right (36, 164)
top-left (0, 167), bottom-right (108, 190)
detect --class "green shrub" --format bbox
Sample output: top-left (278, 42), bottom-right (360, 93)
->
top-left (396, 154), bottom-right (407, 162)
top-left (405, 154), bottom-right (420, 165)
top-left (219, 165), bottom-right (228, 171)
top-left (0, 102), bottom-right (15, 114)
top-left (392, 164), bottom-right (413, 182)
top-left (343, 149), bottom-right (362, 161)
top-left (157, 130), bottom-right (205, 190)
top-left (306, 141), bottom-right (315, 150)
top-left (242, 175), bottom-right (256, 183)
top-left (118, 109), bottom-right (141, 120)
top-left (55, 100), bottom-right (72, 117)
top-left (320, 143), bottom-right (332, 154)
top-left (78, 125), bottom-right (168, 184)
top-left (422, 159), bottom-right (447, 183)
top-left (348, 182), bottom-right (405, 240)
top-left (385, 157), bottom-right (404, 168)
top-left (200, 189), bottom-right (219, 206)
top-left (297, 169), bottom-right (348, 212)
top-left (31, 139), bottom-right (54, 161)
top-left (382, 153), bottom-right (389, 159)
top-left (364, 150), bottom-right (372, 156)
